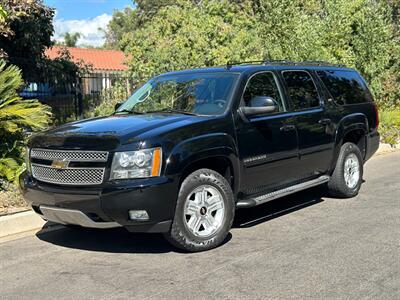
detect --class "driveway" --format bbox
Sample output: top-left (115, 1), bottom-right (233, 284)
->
top-left (1, 152), bottom-right (399, 299)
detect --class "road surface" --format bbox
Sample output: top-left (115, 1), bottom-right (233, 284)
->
top-left (1, 152), bottom-right (399, 299)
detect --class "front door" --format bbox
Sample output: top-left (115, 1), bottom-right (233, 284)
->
top-left (236, 71), bottom-right (300, 195)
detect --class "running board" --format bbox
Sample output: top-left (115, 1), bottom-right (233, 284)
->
top-left (236, 175), bottom-right (330, 208)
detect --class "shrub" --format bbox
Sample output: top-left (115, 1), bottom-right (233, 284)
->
top-left (379, 109), bottom-right (400, 146)
top-left (91, 80), bottom-right (131, 117)
top-left (0, 60), bottom-right (52, 185)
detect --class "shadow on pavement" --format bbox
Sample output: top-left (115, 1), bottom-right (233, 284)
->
top-left (233, 186), bottom-right (324, 228)
top-left (36, 226), bottom-right (177, 254)
top-left (36, 187), bottom-right (324, 253)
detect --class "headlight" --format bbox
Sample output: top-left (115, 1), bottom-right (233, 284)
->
top-left (110, 148), bottom-right (162, 180)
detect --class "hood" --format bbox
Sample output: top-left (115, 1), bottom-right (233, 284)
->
top-left (29, 113), bottom-right (200, 150)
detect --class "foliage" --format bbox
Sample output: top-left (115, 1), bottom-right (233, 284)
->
top-left (0, 0), bottom-right (54, 82)
top-left (42, 47), bottom-right (93, 86)
top-left (379, 109), bottom-right (400, 145)
top-left (105, 0), bottom-right (400, 109)
top-left (104, 7), bottom-right (137, 50)
top-left (0, 60), bottom-right (52, 184)
top-left (91, 81), bottom-right (131, 117)
top-left (60, 32), bottom-right (81, 47)
top-left (0, 4), bottom-right (6, 22)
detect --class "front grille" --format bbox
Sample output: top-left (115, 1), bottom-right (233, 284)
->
top-left (31, 165), bottom-right (105, 185)
top-left (30, 148), bottom-right (108, 185)
top-left (31, 149), bottom-right (108, 162)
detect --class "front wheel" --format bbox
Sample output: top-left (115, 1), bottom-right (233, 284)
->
top-left (165, 168), bottom-right (235, 252)
top-left (327, 142), bottom-right (363, 198)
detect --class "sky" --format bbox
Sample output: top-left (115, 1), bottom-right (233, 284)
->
top-left (44, 0), bottom-right (134, 47)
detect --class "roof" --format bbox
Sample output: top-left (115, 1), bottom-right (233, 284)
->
top-left (162, 62), bottom-right (354, 77)
top-left (45, 46), bottom-right (128, 72)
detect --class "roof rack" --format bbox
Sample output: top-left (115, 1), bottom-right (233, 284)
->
top-left (226, 60), bottom-right (346, 69)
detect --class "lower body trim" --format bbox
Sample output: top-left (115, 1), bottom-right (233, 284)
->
top-left (237, 175), bottom-right (330, 208)
top-left (39, 205), bottom-right (121, 229)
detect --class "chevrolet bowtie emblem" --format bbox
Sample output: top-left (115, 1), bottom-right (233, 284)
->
top-left (51, 159), bottom-right (69, 169)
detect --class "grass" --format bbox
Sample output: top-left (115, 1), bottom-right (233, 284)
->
top-left (379, 108), bottom-right (400, 146)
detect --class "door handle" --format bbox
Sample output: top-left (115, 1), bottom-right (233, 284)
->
top-left (280, 125), bottom-right (296, 132)
top-left (318, 118), bottom-right (332, 125)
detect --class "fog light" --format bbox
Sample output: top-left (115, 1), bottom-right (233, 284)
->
top-left (129, 210), bottom-right (149, 221)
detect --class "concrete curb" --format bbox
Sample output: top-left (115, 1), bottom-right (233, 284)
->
top-left (0, 210), bottom-right (46, 239)
top-left (375, 143), bottom-right (400, 156)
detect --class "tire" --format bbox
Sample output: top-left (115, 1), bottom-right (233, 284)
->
top-left (327, 142), bottom-right (363, 198)
top-left (165, 168), bottom-right (235, 252)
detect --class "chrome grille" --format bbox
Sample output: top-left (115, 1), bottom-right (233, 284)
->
top-left (31, 148), bottom-right (108, 162)
top-left (31, 165), bottom-right (105, 185)
top-left (30, 148), bottom-right (108, 185)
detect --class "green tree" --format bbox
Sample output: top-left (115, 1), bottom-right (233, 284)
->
top-left (123, 0), bottom-right (262, 84)
top-left (0, 60), bottom-right (52, 182)
top-left (0, 0), bottom-right (54, 82)
top-left (103, 0), bottom-right (399, 108)
top-left (104, 7), bottom-right (137, 50)
top-left (61, 32), bottom-right (81, 47)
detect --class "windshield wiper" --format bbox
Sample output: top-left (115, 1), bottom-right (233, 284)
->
top-left (146, 109), bottom-right (198, 116)
top-left (114, 109), bottom-right (144, 115)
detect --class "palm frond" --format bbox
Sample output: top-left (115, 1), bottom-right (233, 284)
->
top-left (0, 59), bottom-right (52, 183)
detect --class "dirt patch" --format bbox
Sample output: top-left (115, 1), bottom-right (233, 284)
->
top-left (0, 182), bottom-right (28, 215)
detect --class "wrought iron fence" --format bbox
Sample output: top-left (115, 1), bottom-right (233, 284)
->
top-left (20, 73), bottom-right (134, 123)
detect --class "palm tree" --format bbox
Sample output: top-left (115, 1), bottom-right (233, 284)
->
top-left (0, 59), bottom-right (51, 182)
top-left (63, 32), bottom-right (81, 47)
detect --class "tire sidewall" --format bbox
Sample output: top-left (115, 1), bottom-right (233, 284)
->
top-left (338, 143), bottom-right (363, 197)
top-left (169, 169), bottom-right (235, 251)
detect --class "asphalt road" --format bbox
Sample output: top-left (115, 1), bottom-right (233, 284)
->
top-left (1, 152), bottom-right (399, 300)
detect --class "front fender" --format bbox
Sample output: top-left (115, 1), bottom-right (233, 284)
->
top-left (165, 133), bottom-right (240, 192)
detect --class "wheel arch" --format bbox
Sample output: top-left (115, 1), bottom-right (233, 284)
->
top-left (165, 133), bottom-right (240, 195)
top-left (330, 113), bottom-right (368, 173)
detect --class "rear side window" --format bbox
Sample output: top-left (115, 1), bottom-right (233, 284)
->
top-left (282, 71), bottom-right (320, 111)
top-left (316, 70), bottom-right (372, 105)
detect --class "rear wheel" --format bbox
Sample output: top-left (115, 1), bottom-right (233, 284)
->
top-left (327, 142), bottom-right (363, 198)
top-left (165, 168), bottom-right (235, 252)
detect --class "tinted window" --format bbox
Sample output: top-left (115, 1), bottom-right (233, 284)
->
top-left (316, 70), bottom-right (371, 105)
top-left (243, 72), bottom-right (284, 112)
top-left (118, 73), bottom-right (238, 116)
top-left (282, 71), bottom-right (320, 111)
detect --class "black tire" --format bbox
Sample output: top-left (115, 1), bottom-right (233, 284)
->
top-left (165, 168), bottom-right (235, 252)
top-left (327, 142), bottom-right (363, 198)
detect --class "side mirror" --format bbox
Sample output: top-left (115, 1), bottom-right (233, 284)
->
top-left (239, 96), bottom-right (277, 117)
top-left (114, 102), bottom-right (123, 111)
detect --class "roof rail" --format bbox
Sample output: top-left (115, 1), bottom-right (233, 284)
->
top-left (226, 60), bottom-right (346, 69)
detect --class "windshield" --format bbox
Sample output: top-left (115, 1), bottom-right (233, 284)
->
top-left (116, 73), bottom-right (239, 115)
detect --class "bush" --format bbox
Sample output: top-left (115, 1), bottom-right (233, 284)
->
top-left (91, 81), bottom-right (131, 117)
top-left (0, 59), bottom-right (52, 185)
top-left (379, 109), bottom-right (400, 146)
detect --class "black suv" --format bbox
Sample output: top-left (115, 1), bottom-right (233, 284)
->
top-left (21, 61), bottom-right (380, 252)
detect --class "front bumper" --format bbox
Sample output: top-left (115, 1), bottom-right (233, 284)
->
top-left (20, 173), bottom-right (179, 233)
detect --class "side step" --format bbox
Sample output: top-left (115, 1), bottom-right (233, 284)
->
top-left (236, 175), bottom-right (330, 208)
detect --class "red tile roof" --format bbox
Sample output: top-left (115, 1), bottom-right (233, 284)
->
top-left (45, 46), bottom-right (128, 71)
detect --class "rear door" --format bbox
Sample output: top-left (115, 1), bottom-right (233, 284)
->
top-left (236, 71), bottom-right (300, 194)
top-left (280, 70), bottom-right (335, 179)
